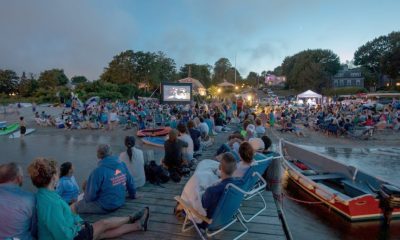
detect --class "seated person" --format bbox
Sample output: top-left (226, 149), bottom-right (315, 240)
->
top-left (28, 158), bottom-right (150, 240)
top-left (119, 136), bottom-right (146, 188)
top-left (163, 129), bottom-right (188, 171)
top-left (56, 162), bottom-right (80, 205)
top-left (201, 153), bottom-right (242, 221)
top-left (188, 120), bottom-right (201, 154)
top-left (0, 163), bottom-right (36, 240)
top-left (215, 132), bottom-right (244, 157)
top-left (255, 118), bottom-right (266, 137)
top-left (74, 144), bottom-right (137, 214)
top-left (179, 142), bottom-right (255, 221)
top-left (177, 123), bottom-right (194, 163)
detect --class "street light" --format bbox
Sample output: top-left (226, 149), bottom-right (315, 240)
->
top-left (217, 88), bottom-right (221, 93)
top-left (235, 86), bottom-right (239, 90)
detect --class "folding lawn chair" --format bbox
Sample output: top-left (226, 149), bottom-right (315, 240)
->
top-left (175, 182), bottom-right (248, 240)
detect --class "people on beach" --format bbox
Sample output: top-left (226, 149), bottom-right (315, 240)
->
top-left (74, 144), bottom-right (137, 214)
top-left (0, 162), bottom-right (37, 240)
top-left (28, 157), bottom-right (149, 240)
top-left (119, 136), bottom-right (146, 188)
top-left (56, 162), bottom-right (80, 205)
top-left (177, 123), bottom-right (194, 163)
top-left (163, 129), bottom-right (188, 171)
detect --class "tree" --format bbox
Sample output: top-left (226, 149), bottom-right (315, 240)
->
top-left (71, 76), bottom-right (88, 85)
top-left (213, 58), bottom-right (232, 83)
top-left (179, 64), bottom-right (212, 87)
top-left (38, 69), bottom-right (69, 89)
top-left (225, 67), bottom-right (242, 85)
top-left (101, 50), bottom-right (176, 89)
top-left (0, 69), bottom-right (19, 94)
top-left (246, 71), bottom-right (259, 87)
top-left (280, 49), bottom-right (340, 91)
top-left (207, 85), bottom-right (219, 98)
top-left (354, 31), bottom-right (400, 86)
top-left (18, 72), bottom-right (38, 97)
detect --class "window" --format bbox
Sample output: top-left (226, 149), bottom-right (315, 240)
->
top-left (356, 80), bottom-right (361, 86)
top-left (334, 80), bottom-right (338, 87)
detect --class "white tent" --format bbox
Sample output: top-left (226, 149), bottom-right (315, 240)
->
top-left (297, 90), bottom-right (322, 99)
top-left (297, 90), bottom-right (322, 104)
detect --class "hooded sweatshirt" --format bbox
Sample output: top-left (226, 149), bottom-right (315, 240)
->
top-left (84, 155), bottom-right (136, 211)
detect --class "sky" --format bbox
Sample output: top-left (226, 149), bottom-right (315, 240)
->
top-left (0, 0), bottom-right (399, 81)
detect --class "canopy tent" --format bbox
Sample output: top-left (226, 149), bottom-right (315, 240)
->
top-left (297, 90), bottom-right (322, 105)
top-left (297, 90), bottom-right (322, 99)
top-left (217, 79), bottom-right (235, 87)
top-left (178, 77), bottom-right (206, 96)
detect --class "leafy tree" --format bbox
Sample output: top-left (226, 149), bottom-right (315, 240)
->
top-left (246, 71), bottom-right (259, 87)
top-left (0, 69), bottom-right (19, 94)
top-left (281, 49), bottom-right (340, 91)
top-left (225, 67), bottom-right (242, 85)
top-left (213, 58), bottom-right (232, 83)
top-left (71, 76), bottom-right (88, 84)
top-left (207, 85), bottom-right (219, 98)
top-left (38, 69), bottom-right (69, 89)
top-left (179, 64), bottom-right (212, 87)
top-left (18, 72), bottom-right (38, 97)
top-left (354, 31), bottom-right (400, 86)
top-left (101, 50), bottom-right (176, 89)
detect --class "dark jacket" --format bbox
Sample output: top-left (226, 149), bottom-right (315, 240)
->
top-left (164, 139), bottom-right (188, 169)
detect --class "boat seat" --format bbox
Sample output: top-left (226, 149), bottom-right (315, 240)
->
top-left (317, 183), bottom-right (352, 201)
top-left (308, 173), bottom-right (345, 181)
top-left (341, 179), bottom-right (375, 196)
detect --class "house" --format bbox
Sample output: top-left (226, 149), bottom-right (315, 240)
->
top-left (265, 74), bottom-right (286, 87)
top-left (332, 66), bottom-right (364, 88)
top-left (178, 77), bottom-right (206, 96)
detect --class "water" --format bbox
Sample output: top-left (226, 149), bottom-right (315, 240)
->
top-left (1, 132), bottom-right (399, 239)
top-left (283, 145), bottom-right (400, 240)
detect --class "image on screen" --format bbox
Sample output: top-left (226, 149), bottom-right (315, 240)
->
top-left (162, 84), bottom-right (192, 102)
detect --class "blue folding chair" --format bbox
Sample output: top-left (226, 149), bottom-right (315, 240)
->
top-left (238, 152), bottom-right (282, 222)
top-left (175, 182), bottom-right (249, 240)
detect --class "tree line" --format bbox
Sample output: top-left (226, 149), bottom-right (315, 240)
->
top-left (276, 31), bottom-right (400, 93)
top-left (1, 31), bottom-right (398, 102)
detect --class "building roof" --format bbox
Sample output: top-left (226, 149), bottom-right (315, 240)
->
top-left (217, 79), bottom-right (235, 87)
top-left (178, 77), bottom-right (205, 90)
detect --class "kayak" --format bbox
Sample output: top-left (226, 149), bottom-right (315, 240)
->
top-left (137, 127), bottom-right (171, 137)
top-left (141, 137), bottom-right (166, 148)
top-left (0, 123), bottom-right (19, 136)
top-left (9, 128), bottom-right (36, 138)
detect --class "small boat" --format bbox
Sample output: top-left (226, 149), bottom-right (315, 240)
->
top-left (0, 121), bottom-right (7, 128)
top-left (137, 127), bottom-right (171, 137)
top-left (142, 137), bottom-right (166, 148)
top-left (281, 140), bottom-right (400, 221)
top-left (0, 123), bottom-right (19, 136)
top-left (9, 128), bottom-right (36, 138)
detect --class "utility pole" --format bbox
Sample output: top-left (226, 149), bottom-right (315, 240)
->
top-left (234, 54), bottom-right (237, 86)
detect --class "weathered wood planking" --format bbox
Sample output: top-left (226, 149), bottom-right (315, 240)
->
top-left (80, 128), bottom-right (287, 239)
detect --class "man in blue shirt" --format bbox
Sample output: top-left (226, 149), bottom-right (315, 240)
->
top-left (201, 153), bottom-right (241, 219)
top-left (0, 162), bottom-right (37, 240)
top-left (74, 144), bottom-right (136, 214)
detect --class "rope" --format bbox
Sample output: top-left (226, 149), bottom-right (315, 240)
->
top-left (277, 192), bottom-right (324, 205)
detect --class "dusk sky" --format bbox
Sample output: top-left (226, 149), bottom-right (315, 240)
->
top-left (0, 0), bottom-right (399, 80)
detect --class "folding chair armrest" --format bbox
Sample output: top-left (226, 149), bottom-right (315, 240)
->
top-left (174, 196), bottom-right (212, 224)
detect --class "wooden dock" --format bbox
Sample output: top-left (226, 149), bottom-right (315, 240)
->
top-left (80, 129), bottom-right (287, 240)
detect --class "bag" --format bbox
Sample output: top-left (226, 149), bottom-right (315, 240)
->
top-left (170, 168), bottom-right (182, 183)
top-left (145, 161), bottom-right (170, 184)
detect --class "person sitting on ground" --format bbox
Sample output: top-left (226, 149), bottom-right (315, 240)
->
top-left (163, 129), bottom-right (189, 171)
top-left (215, 132), bottom-right (244, 161)
top-left (28, 158), bottom-right (149, 240)
top-left (119, 136), bottom-right (146, 189)
top-left (56, 162), bottom-right (80, 205)
top-left (177, 123), bottom-right (194, 163)
top-left (255, 118), bottom-right (266, 137)
top-left (0, 162), bottom-right (37, 240)
top-left (74, 144), bottom-right (137, 214)
top-left (187, 120), bottom-right (201, 155)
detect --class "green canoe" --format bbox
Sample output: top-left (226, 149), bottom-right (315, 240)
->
top-left (0, 123), bottom-right (20, 136)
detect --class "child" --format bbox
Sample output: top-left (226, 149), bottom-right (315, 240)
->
top-left (19, 116), bottom-right (26, 138)
top-left (56, 162), bottom-right (80, 205)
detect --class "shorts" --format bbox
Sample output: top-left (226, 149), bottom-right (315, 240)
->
top-left (75, 200), bottom-right (109, 214)
top-left (20, 126), bottom-right (26, 134)
top-left (74, 222), bottom-right (93, 240)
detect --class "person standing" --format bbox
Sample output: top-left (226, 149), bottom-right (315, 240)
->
top-left (19, 116), bottom-right (26, 139)
top-left (0, 162), bottom-right (37, 240)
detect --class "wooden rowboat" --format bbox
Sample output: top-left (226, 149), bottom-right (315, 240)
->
top-left (280, 140), bottom-right (400, 222)
top-left (137, 127), bottom-right (171, 137)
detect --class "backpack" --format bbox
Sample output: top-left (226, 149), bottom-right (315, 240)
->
top-left (169, 168), bottom-right (182, 183)
top-left (145, 161), bottom-right (170, 185)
